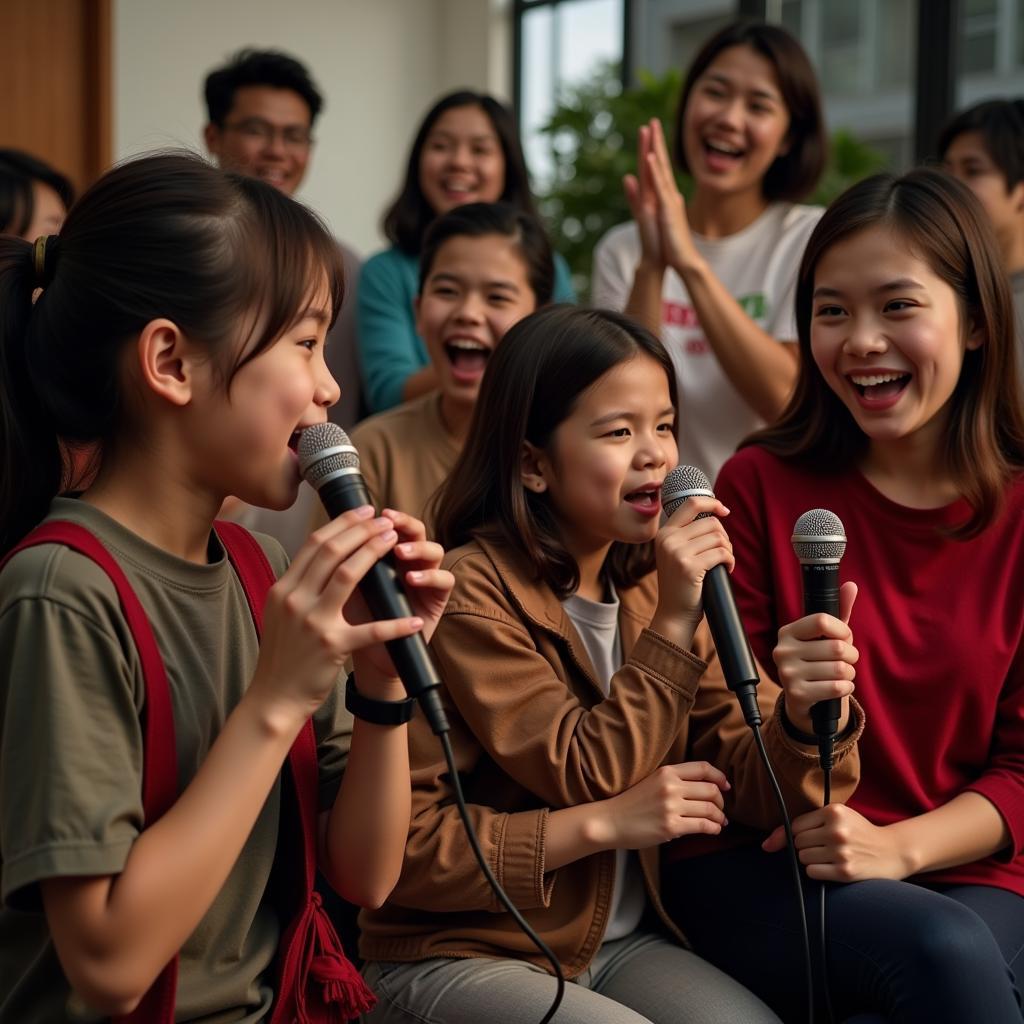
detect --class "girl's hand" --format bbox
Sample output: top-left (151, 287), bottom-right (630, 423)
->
top-left (773, 581), bottom-right (859, 735)
top-left (250, 507), bottom-right (428, 721)
top-left (650, 495), bottom-right (734, 648)
top-left (762, 804), bottom-right (913, 882)
top-left (346, 508), bottom-right (454, 695)
top-left (594, 762), bottom-right (730, 849)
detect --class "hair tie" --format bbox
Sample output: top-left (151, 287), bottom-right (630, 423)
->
top-left (32, 234), bottom-right (60, 289)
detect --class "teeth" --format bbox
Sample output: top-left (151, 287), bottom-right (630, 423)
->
top-left (850, 372), bottom-right (908, 386)
top-left (447, 339), bottom-right (487, 351)
top-left (706, 140), bottom-right (742, 156)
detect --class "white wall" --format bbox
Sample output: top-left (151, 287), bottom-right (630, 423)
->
top-left (114, 0), bottom-right (512, 255)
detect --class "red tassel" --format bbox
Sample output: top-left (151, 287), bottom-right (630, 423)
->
top-left (283, 893), bottom-right (377, 1023)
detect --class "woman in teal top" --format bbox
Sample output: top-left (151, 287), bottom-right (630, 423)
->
top-left (359, 90), bottom-right (575, 413)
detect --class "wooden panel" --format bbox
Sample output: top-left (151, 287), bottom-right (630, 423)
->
top-left (0, 0), bottom-right (112, 194)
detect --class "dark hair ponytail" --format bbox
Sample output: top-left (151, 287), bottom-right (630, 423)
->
top-left (0, 237), bottom-right (64, 553)
top-left (0, 151), bottom-right (343, 554)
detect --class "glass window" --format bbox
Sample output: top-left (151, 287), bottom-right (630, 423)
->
top-left (960, 0), bottom-right (998, 75)
top-left (519, 0), bottom-right (625, 189)
top-left (956, 0), bottom-right (1024, 110)
top-left (781, 0), bottom-right (804, 39)
top-left (875, 0), bottom-right (914, 90)
top-left (819, 0), bottom-right (864, 92)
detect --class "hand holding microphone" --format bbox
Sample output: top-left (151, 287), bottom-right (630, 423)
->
top-left (776, 510), bottom-right (859, 765)
top-left (298, 423), bottom-right (452, 735)
top-left (661, 465), bottom-right (762, 728)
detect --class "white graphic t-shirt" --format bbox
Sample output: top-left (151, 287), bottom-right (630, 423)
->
top-left (592, 202), bottom-right (823, 480)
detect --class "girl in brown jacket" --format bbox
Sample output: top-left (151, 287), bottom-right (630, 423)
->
top-left (359, 307), bottom-right (862, 1023)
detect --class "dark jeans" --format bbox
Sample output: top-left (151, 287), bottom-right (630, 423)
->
top-left (664, 843), bottom-right (1024, 1024)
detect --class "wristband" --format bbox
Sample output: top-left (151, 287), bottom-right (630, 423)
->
top-left (345, 672), bottom-right (415, 725)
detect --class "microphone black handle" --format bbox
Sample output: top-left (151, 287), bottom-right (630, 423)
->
top-left (801, 562), bottom-right (841, 741)
top-left (703, 563), bottom-right (761, 727)
top-left (315, 471), bottom-right (449, 734)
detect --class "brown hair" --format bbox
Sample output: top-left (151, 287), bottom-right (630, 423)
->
top-left (433, 305), bottom-right (677, 598)
top-left (748, 168), bottom-right (1024, 537)
top-left (673, 21), bottom-right (826, 203)
top-left (383, 90), bottom-right (539, 255)
top-left (0, 151), bottom-right (343, 553)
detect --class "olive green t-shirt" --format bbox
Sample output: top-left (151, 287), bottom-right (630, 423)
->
top-left (0, 498), bottom-right (353, 1022)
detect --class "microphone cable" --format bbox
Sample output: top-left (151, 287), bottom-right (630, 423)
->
top-left (749, 720), bottom-right (815, 1024)
top-left (300, 423), bottom-right (562, 1020)
top-left (818, 762), bottom-right (836, 1024)
top-left (438, 729), bottom-right (565, 1024)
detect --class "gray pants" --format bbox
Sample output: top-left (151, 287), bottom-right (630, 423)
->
top-left (361, 931), bottom-right (782, 1024)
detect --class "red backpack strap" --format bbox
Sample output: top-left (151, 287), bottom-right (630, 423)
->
top-left (2, 523), bottom-right (178, 1024)
top-left (214, 521), bottom-right (375, 1023)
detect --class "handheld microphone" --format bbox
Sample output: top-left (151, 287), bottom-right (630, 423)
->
top-left (662, 465), bottom-right (761, 728)
top-left (790, 509), bottom-right (847, 770)
top-left (298, 423), bottom-right (449, 735)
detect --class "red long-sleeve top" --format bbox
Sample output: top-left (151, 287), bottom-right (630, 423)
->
top-left (714, 445), bottom-right (1024, 896)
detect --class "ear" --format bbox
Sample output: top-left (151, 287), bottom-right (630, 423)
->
top-left (1010, 179), bottom-right (1024, 214)
top-left (965, 313), bottom-right (987, 352)
top-left (136, 319), bottom-right (199, 407)
top-left (520, 440), bottom-right (549, 494)
top-left (203, 123), bottom-right (221, 159)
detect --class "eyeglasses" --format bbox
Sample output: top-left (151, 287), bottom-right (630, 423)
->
top-left (222, 118), bottom-right (314, 150)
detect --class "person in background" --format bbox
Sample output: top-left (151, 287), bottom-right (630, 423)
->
top-left (0, 148), bottom-right (74, 239)
top-left (940, 98), bottom-right (1024, 381)
top-left (203, 48), bottom-right (363, 554)
top-left (312, 201), bottom-right (552, 536)
top-left (592, 21), bottom-right (827, 481)
top-left (204, 47), bottom-right (362, 431)
top-left (358, 89), bottom-right (576, 415)
top-left (666, 169), bottom-right (1024, 1023)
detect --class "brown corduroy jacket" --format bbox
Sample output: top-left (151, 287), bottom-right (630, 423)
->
top-left (359, 533), bottom-right (862, 976)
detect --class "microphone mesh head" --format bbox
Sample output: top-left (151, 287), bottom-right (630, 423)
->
top-left (297, 422), bottom-right (360, 489)
top-left (791, 508), bottom-right (846, 563)
top-left (662, 465), bottom-right (714, 518)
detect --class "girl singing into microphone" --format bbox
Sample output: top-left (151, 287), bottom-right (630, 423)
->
top-left (666, 169), bottom-right (1024, 1022)
top-left (0, 153), bottom-right (453, 1022)
top-left (358, 305), bottom-right (864, 1024)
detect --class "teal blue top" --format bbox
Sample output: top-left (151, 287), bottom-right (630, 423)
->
top-left (357, 246), bottom-right (576, 413)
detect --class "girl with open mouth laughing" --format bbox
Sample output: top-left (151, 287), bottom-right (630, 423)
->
top-left (666, 169), bottom-right (1024, 1023)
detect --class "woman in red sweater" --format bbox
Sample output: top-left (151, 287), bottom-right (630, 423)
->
top-left (665, 169), bottom-right (1024, 1022)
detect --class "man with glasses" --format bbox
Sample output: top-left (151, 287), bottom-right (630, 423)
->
top-left (203, 49), bottom-right (363, 554)
top-left (203, 48), bottom-right (363, 431)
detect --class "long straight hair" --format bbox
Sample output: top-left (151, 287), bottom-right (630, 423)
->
top-left (0, 152), bottom-right (343, 554)
top-left (434, 306), bottom-right (677, 597)
top-left (383, 90), bottom-right (539, 255)
top-left (748, 168), bottom-right (1024, 536)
